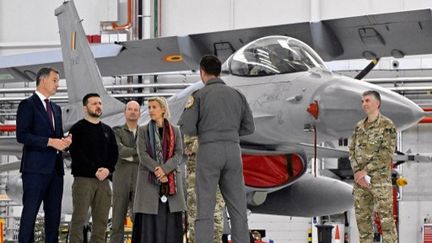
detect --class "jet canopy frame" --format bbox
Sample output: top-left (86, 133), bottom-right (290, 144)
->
top-left (227, 36), bottom-right (328, 77)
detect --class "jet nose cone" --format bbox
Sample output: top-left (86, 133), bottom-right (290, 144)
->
top-left (311, 76), bottom-right (424, 138)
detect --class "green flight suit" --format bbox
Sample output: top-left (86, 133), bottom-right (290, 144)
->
top-left (110, 124), bottom-right (139, 243)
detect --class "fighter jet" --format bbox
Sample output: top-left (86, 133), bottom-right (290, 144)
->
top-left (1, 0), bottom-right (431, 217)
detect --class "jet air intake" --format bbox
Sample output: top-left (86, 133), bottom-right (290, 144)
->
top-left (242, 153), bottom-right (306, 188)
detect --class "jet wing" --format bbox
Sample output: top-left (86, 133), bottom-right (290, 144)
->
top-left (320, 8), bottom-right (432, 60)
top-left (1, 8), bottom-right (432, 82)
top-left (295, 143), bottom-right (349, 158)
top-left (187, 8), bottom-right (432, 61)
top-left (0, 136), bottom-right (22, 157)
top-left (0, 36), bottom-right (206, 82)
top-left (0, 44), bottom-right (123, 83)
top-left (0, 161), bottom-right (20, 172)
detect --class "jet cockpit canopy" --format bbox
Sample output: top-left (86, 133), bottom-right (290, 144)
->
top-left (226, 36), bottom-right (328, 77)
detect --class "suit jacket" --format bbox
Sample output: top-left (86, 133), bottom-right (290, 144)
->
top-left (16, 93), bottom-right (65, 175)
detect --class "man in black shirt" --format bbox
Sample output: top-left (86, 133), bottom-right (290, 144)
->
top-left (69, 93), bottom-right (118, 243)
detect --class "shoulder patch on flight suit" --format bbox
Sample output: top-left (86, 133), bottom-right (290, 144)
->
top-left (185, 96), bottom-right (194, 109)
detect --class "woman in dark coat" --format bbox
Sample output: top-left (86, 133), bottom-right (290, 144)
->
top-left (132, 97), bottom-right (186, 243)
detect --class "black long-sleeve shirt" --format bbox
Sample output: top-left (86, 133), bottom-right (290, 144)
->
top-left (69, 119), bottom-right (118, 178)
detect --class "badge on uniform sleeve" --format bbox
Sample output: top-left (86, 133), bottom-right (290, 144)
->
top-left (185, 96), bottom-right (194, 109)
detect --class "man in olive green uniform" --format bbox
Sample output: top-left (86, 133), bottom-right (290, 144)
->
top-left (110, 101), bottom-right (141, 243)
top-left (184, 135), bottom-right (225, 242)
top-left (349, 90), bottom-right (398, 243)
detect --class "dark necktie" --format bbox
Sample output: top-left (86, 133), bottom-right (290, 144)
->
top-left (44, 99), bottom-right (54, 130)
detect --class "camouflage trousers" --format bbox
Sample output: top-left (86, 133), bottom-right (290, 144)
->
top-left (187, 153), bottom-right (225, 243)
top-left (353, 182), bottom-right (398, 243)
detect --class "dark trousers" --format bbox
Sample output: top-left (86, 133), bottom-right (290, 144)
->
top-left (19, 172), bottom-right (64, 243)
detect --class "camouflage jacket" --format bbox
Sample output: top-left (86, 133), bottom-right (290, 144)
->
top-left (184, 135), bottom-right (198, 154)
top-left (348, 114), bottom-right (396, 180)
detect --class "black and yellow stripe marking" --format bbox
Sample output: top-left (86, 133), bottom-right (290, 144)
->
top-left (71, 32), bottom-right (76, 50)
top-left (308, 228), bottom-right (312, 243)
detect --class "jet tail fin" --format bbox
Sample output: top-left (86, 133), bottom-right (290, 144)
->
top-left (55, 1), bottom-right (124, 129)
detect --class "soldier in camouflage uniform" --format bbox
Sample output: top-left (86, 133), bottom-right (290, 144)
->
top-left (184, 135), bottom-right (225, 242)
top-left (348, 90), bottom-right (398, 243)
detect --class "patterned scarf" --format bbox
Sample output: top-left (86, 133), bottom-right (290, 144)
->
top-left (147, 119), bottom-right (176, 196)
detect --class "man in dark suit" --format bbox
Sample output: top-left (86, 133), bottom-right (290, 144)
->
top-left (16, 67), bottom-right (72, 243)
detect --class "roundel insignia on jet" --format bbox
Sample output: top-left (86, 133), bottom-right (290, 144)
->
top-left (185, 96), bottom-right (194, 109)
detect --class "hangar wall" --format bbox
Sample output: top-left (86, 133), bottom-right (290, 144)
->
top-left (2, 0), bottom-right (431, 55)
top-left (399, 124), bottom-right (432, 243)
top-left (1, 0), bottom-right (432, 242)
top-left (161, 0), bottom-right (432, 36)
top-left (249, 215), bottom-right (310, 242)
top-left (0, 0), bottom-right (118, 55)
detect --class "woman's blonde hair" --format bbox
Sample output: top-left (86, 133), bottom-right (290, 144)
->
top-left (147, 96), bottom-right (171, 119)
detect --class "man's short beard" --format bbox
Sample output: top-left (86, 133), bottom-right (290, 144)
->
top-left (88, 111), bottom-right (102, 118)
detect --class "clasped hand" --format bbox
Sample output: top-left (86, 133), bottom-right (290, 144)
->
top-left (154, 166), bottom-right (168, 183)
top-left (95, 167), bottom-right (109, 181)
top-left (48, 134), bottom-right (72, 151)
top-left (184, 148), bottom-right (193, 156)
